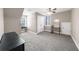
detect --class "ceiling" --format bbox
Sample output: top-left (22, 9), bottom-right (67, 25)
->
top-left (23, 8), bottom-right (72, 15)
top-left (4, 8), bottom-right (72, 18)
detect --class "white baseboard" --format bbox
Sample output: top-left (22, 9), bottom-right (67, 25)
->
top-left (71, 35), bottom-right (79, 50)
top-left (44, 30), bottom-right (51, 32)
top-left (61, 32), bottom-right (71, 36)
top-left (28, 30), bottom-right (38, 35)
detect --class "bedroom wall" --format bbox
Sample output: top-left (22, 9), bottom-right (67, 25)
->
top-left (51, 10), bottom-right (72, 25)
top-left (4, 8), bottom-right (24, 34)
top-left (4, 17), bottom-right (21, 34)
top-left (71, 8), bottom-right (79, 49)
top-left (0, 8), bottom-right (4, 40)
top-left (45, 10), bottom-right (72, 33)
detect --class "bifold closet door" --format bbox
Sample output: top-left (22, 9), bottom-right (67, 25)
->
top-left (37, 15), bottom-right (45, 33)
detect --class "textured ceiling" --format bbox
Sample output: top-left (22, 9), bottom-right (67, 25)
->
top-left (23, 8), bottom-right (72, 15)
top-left (4, 8), bottom-right (72, 17)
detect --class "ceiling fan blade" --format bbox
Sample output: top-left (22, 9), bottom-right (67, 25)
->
top-left (53, 8), bottom-right (57, 10)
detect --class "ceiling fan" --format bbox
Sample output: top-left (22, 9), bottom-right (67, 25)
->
top-left (48, 8), bottom-right (57, 14)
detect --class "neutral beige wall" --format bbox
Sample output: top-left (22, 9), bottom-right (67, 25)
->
top-left (51, 10), bottom-right (72, 25)
top-left (4, 17), bottom-right (21, 34)
top-left (0, 8), bottom-right (4, 40)
top-left (4, 8), bottom-right (24, 34)
top-left (71, 9), bottom-right (79, 49)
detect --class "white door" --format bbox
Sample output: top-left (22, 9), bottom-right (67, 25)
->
top-left (61, 22), bottom-right (71, 35)
top-left (37, 15), bottom-right (45, 33)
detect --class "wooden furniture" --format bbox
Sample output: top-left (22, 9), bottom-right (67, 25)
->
top-left (51, 25), bottom-right (61, 34)
top-left (51, 19), bottom-right (61, 34)
top-left (51, 25), bottom-right (54, 33)
top-left (0, 32), bottom-right (25, 51)
top-left (44, 25), bottom-right (51, 32)
top-left (21, 27), bottom-right (27, 32)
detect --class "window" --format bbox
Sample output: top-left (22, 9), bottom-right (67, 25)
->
top-left (45, 16), bottom-right (50, 25)
top-left (20, 16), bottom-right (27, 27)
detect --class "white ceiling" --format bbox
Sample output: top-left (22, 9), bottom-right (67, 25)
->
top-left (23, 8), bottom-right (72, 15)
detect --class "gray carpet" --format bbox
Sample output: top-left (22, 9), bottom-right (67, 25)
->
top-left (20, 31), bottom-right (78, 51)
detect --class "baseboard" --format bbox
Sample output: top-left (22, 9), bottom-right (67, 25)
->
top-left (60, 33), bottom-right (71, 36)
top-left (71, 35), bottom-right (79, 50)
top-left (28, 30), bottom-right (38, 35)
top-left (44, 30), bottom-right (51, 32)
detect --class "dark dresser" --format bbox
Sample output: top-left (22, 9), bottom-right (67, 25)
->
top-left (0, 32), bottom-right (25, 51)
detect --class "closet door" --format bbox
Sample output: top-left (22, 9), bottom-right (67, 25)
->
top-left (37, 15), bottom-right (45, 33)
top-left (61, 22), bottom-right (71, 35)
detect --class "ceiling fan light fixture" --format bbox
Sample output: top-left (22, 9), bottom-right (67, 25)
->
top-left (47, 11), bottom-right (53, 15)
